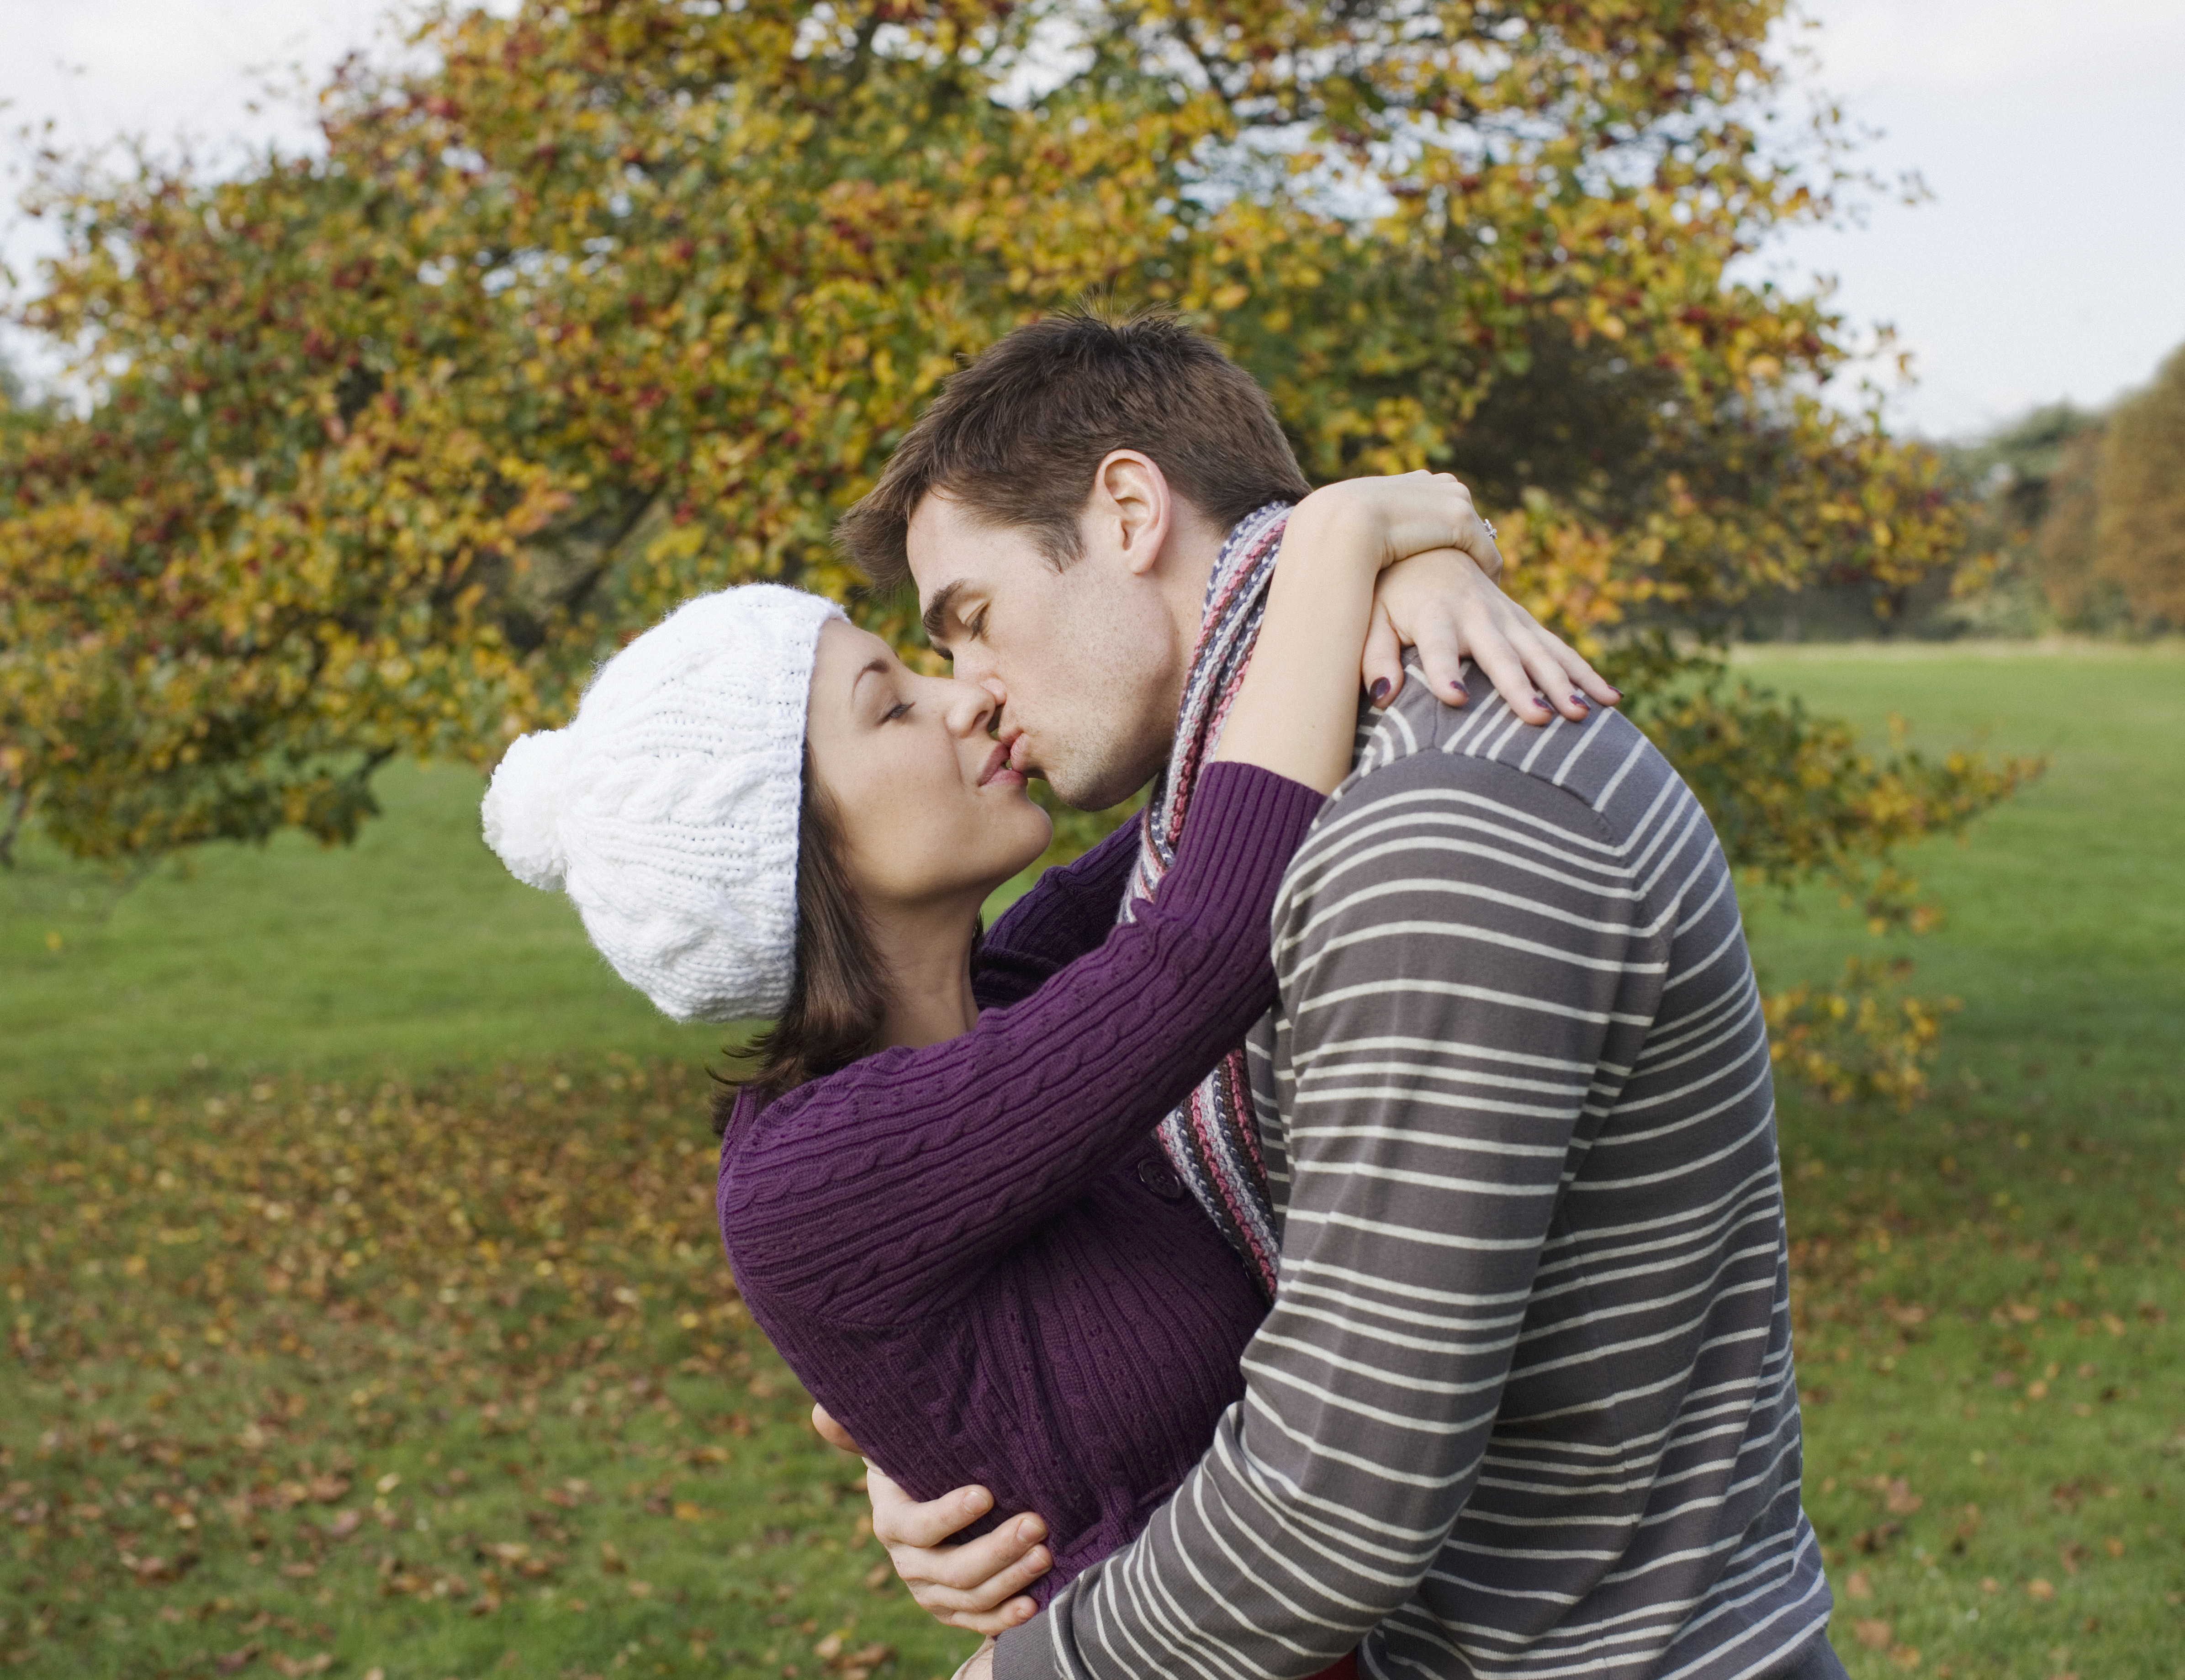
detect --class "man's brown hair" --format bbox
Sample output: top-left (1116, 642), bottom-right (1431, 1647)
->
top-left (837, 309), bottom-right (1311, 594)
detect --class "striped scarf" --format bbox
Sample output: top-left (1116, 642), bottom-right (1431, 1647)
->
top-left (1119, 501), bottom-right (1292, 1302)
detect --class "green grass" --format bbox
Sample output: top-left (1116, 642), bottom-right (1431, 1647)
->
top-left (3, 641), bottom-right (2180, 1679)
top-left (1731, 639), bottom-right (2185, 1099)
top-left (1, 1064), bottom-right (976, 1680)
top-left (1733, 641), bottom-right (2185, 1679)
top-left (0, 761), bottom-right (721, 1111)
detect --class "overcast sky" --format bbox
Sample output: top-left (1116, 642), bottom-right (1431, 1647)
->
top-left (3, 0), bottom-right (2181, 441)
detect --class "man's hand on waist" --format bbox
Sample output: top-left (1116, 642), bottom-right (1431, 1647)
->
top-left (811, 1403), bottom-right (1052, 1636)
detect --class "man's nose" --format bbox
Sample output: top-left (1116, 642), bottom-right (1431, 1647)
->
top-left (938, 676), bottom-right (998, 736)
top-left (977, 680), bottom-right (1018, 746)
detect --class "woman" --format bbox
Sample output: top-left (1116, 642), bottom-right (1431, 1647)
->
top-left (481, 473), bottom-right (1610, 1662)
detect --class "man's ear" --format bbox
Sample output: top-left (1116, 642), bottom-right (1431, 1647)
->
top-left (1088, 450), bottom-right (1173, 579)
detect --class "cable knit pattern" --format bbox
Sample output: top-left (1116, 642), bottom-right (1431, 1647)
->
top-left (969, 820), bottom-right (1144, 1013)
top-left (716, 764), bottom-right (1324, 1597)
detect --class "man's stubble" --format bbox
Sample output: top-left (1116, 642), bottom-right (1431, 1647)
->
top-left (1024, 577), bottom-right (1188, 814)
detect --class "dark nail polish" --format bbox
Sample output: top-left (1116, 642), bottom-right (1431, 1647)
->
top-left (1606, 686), bottom-right (1624, 700)
top-left (1532, 693), bottom-right (1550, 710)
top-left (1370, 678), bottom-right (1391, 705)
top-left (1571, 693), bottom-right (1587, 708)
top-left (1449, 683), bottom-right (1469, 704)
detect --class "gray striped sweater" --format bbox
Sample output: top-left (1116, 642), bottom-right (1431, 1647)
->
top-left (996, 669), bottom-right (1831, 1680)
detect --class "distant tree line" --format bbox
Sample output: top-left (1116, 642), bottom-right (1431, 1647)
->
top-left (1954, 343), bottom-right (2185, 634)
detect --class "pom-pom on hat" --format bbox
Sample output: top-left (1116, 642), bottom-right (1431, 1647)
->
top-left (481, 584), bottom-right (846, 1022)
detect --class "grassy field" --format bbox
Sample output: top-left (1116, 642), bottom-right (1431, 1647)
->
top-left (1730, 643), bottom-right (2185, 1679)
top-left (3, 643), bottom-right (2180, 1679)
top-left (0, 761), bottom-right (720, 1112)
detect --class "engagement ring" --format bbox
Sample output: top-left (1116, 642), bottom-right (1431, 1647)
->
top-left (1481, 519), bottom-right (1497, 538)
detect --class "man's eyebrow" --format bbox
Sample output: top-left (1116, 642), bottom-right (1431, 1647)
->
top-left (921, 581), bottom-right (963, 647)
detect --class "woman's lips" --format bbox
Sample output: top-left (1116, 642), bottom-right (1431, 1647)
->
top-left (978, 743), bottom-right (1024, 788)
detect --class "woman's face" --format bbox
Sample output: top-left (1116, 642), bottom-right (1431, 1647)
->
top-left (804, 618), bottom-right (1053, 912)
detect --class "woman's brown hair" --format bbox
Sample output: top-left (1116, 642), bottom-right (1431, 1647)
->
top-left (711, 749), bottom-right (890, 1132)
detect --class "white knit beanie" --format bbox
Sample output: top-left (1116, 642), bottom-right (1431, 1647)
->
top-left (480, 584), bottom-right (846, 1022)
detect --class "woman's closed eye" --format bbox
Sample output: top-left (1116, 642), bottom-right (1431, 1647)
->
top-left (883, 699), bottom-right (913, 724)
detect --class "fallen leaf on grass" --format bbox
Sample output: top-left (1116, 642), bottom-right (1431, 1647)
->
top-left (862, 1561), bottom-right (893, 1590)
top-left (1853, 1522), bottom-right (1904, 1554)
top-left (319, 1510), bottom-right (363, 1541)
top-left (1854, 1619), bottom-right (1892, 1650)
top-left (2027, 1578), bottom-right (2056, 1601)
top-left (1889, 1645), bottom-right (1920, 1670)
top-left (215, 1646), bottom-right (259, 1674)
top-left (122, 1550), bottom-right (200, 1584)
top-left (1845, 1570), bottom-right (1873, 1600)
top-left (268, 1655), bottom-right (333, 1678)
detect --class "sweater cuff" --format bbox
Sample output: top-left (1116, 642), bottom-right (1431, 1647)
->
top-left (1154, 761), bottom-right (1326, 946)
top-left (993, 1618), bottom-right (1054, 1680)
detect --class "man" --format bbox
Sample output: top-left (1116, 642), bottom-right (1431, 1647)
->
top-left (833, 312), bottom-right (1840, 1680)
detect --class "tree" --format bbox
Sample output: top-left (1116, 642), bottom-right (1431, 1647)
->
top-left (2095, 340), bottom-right (2185, 628)
top-left (1, 0), bottom-right (2034, 1099)
top-left (1936, 400), bottom-right (2106, 632)
top-left (2034, 424), bottom-right (2111, 625)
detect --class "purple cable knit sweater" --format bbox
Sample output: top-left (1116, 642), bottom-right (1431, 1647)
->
top-left (715, 763), bottom-right (1322, 1599)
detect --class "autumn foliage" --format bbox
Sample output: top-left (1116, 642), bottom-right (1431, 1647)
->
top-left (0, 0), bottom-right (2035, 1098)
top-left (2092, 343), bottom-right (2185, 628)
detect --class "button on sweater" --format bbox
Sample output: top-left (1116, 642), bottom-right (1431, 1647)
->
top-left (715, 763), bottom-right (1324, 1598)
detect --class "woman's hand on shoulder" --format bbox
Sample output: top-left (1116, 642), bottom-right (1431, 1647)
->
top-left (1365, 546), bottom-right (1619, 724)
top-left (1294, 470), bottom-right (1503, 582)
top-left (1294, 471), bottom-right (1619, 723)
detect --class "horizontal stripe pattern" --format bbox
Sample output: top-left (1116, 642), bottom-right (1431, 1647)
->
top-left (1012, 674), bottom-right (1826, 1680)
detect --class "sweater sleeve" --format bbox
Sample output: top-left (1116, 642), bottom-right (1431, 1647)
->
top-left (995, 755), bottom-right (1655, 1680)
top-left (718, 764), bottom-right (1322, 1325)
top-left (972, 817), bottom-right (1145, 1010)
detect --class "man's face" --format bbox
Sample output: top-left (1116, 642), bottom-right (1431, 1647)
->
top-left (906, 492), bottom-right (1181, 812)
